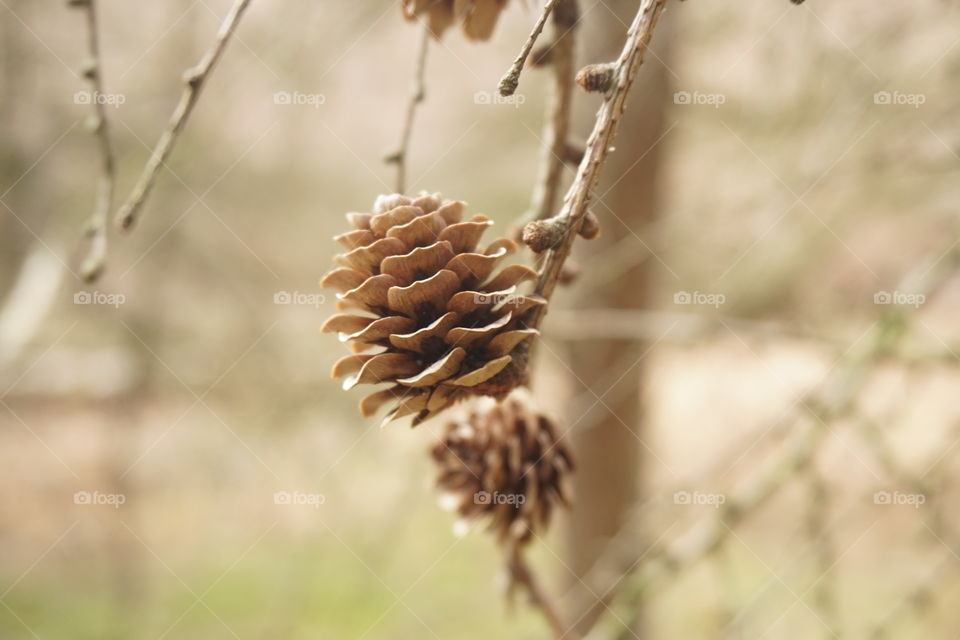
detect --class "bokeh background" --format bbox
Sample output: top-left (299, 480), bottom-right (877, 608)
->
top-left (2, 0), bottom-right (960, 638)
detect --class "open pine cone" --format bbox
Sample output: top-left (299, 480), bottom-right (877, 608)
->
top-left (431, 394), bottom-right (574, 545)
top-left (402, 0), bottom-right (510, 41)
top-left (321, 192), bottom-right (544, 426)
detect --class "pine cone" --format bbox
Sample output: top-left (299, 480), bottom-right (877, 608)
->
top-left (321, 193), bottom-right (544, 426)
top-left (402, 0), bottom-right (510, 41)
top-left (431, 394), bottom-right (574, 545)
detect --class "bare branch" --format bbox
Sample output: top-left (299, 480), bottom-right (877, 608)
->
top-left (526, 0), bottom-right (669, 330)
top-left (114, 0), bottom-right (253, 232)
top-left (497, 0), bottom-right (563, 97)
top-left (69, 0), bottom-right (116, 282)
top-left (506, 541), bottom-right (576, 639)
top-left (524, 0), bottom-right (578, 228)
top-left (385, 21), bottom-right (430, 195)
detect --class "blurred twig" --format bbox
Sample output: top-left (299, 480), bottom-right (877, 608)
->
top-left (506, 541), bottom-right (575, 640)
top-left (114, 0), bottom-right (252, 231)
top-left (0, 246), bottom-right (65, 369)
top-left (545, 308), bottom-right (844, 347)
top-left (385, 21), bottom-right (430, 194)
top-left (523, 0), bottom-right (578, 227)
top-left (69, 0), bottom-right (116, 282)
top-left (804, 468), bottom-right (839, 637)
top-left (579, 247), bottom-right (960, 639)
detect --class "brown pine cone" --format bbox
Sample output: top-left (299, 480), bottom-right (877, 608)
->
top-left (321, 192), bottom-right (544, 426)
top-left (431, 394), bottom-right (574, 545)
top-left (402, 0), bottom-right (510, 41)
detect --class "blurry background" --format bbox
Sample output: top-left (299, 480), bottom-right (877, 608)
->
top-left (1, 0), bottom-right (959, 638)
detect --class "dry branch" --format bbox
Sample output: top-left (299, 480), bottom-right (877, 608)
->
top-left (524, 0), bottom-right (578, 227)
top-left (498, 0), bottom-right (564, 97)
top-left (527, 0), bottom-right (668, 331)
top-left (114, 0), bottom-right (252, 231)
top-left (595, 249), bottom-right (960, 639)
top-left (70, 0), bottom-right (116, 282)
top-left (506, 540), bottom-right (574, 639)
top-left (385, 21), bottom-right (430, 194)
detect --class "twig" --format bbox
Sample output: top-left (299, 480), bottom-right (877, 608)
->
top-left (114, 0), bottom-right (252, 231)
top-left (506, 540), bottom-right (574, 639)
top-left (385, 21), bottom-right (430, 194)
top-left (597, 250), bottom-right (960, 640)
top-left (527, 0), bottom-right (669, 332)
top-left (498, 0), bottom-right (563, 97)
top-left (545, 308), bottom-right (844, 347)
top-left (524, 0), bottom-right (578, 226)
top-left (804, 469), bottom-right (839, 637)
top-left (70, 0), bottom-right (116, 282)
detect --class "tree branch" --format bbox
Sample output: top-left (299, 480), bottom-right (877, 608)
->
top-left (69, 0), bottom-right (116, 282)
top-left (506, 540), bottom-right (576, 639)
top-left (498, 0), bottom-right (563, 97)
top-left (114, 0), bottom-right (252, 231)
top-left (385, 21), bottom-right (430, 195)
top-left (526, 0), bottom-right (669, 331)
top-left (524, 0), bottom-right (578, 228)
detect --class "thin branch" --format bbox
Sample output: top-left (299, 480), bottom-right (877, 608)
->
top-left (498, 0), bottom-right (563, 97)
top-left (803, 469), bottom-right (839, 636)
top-left (527, 0), bottom-right (669, 332)
top-left (70, 0), bottom-right (116, 282)
top-left (114, 0), bottom-right (252, 231)
top-left (385, 21), bottom-right (430, 194)
top-left (593, 249), bottom-right (960, 640)
top-left (524, 0), bottom-right (578, 227)
top-left (506, 541), bottom-right (575, 639)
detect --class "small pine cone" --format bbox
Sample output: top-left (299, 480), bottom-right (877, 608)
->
top-left (431, 394), bottom-right (574, 545)
top-left (321, 192), bottom-right (545, 426)
top-left (402, 0), bottom-right (510, 41)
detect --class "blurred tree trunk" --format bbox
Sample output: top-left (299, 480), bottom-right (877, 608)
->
top-left (562, 3), bottom-right (675, 636)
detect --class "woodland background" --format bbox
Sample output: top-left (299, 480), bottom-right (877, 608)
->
top-left (2, 0), bottom-right (960, 638)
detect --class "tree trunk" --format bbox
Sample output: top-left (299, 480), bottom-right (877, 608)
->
top-left (561, 3), bottom-right (675, 636)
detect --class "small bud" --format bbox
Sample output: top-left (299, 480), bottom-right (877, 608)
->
top-left (576, 63), bottom-right (616, 93)
top-left (578, 211), bottom-right (601, 240)
top-left (522, 218), bottom-right (565, 253)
